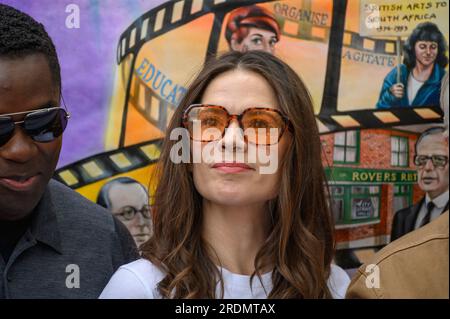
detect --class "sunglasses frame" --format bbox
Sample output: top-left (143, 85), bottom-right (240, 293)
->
top-left (414, 154), bottom-right (449, 168)
top-left (182, 104), bottom-right (290, 145)
top-left (0, 106), bottom-right (70, 145)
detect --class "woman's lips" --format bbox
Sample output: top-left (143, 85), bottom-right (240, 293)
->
top-left (0, 175), bottom-right (40, 192)
top-left (212, 163), bottom-right (254, 173)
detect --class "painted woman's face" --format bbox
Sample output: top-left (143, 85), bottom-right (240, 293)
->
top-left (414, 41), bottom-right (438, 68)
top-left (191, 69), bottom-right (290, 208)
top-left (232, 27), bottom-right (278, 54)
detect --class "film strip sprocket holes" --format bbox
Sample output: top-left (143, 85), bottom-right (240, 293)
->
top-left (277, 13), bottom-right (331, 45)
top-left (278, 13), bottom-right (398, 56)
top-left (54, 138), bottom-right (163, 189)
top-left (130, 73), bottom-right (176, 132)
top-left (318, 106), bottom-right (444, 134)
top-left (342, 30), bottom-right (397, 55)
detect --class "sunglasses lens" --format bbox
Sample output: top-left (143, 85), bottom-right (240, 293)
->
top-left (0, 117), bottom-right (15, 147)
top-left (185, 106), bottom-right (228, 141)
top-left (24, 108), bottom-right (68, 143)
top-left (242, 109), bottom-right (285, 145)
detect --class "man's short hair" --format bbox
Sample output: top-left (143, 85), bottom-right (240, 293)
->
top-left (96, 177), bottom-right (148, 209)
top-left (415, 126), bottom-right (447, 154)
top-left (0, 4), bottom-right (61, 90)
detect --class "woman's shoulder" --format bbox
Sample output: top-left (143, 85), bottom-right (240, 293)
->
top-left (99, 259), bottom-right (165, 299)
top-left (327, 264), bottom-right (351, 299)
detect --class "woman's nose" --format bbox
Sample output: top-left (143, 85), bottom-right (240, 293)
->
top-left (221, 119), bottom-right (246, 151)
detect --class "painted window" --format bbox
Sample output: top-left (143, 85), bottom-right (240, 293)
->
top-left (330, 184), bottom-right (381, 225)
top-left (333, 130), bottom-right (360, 164)
top-left (391, 136), bottom-right (409, 167)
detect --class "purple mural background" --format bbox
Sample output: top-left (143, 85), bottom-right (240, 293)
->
top-left (0, 0), bottom-right (166, 167)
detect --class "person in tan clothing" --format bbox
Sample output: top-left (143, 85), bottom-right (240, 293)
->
top-left (346, 212), bottom-right (448, 298)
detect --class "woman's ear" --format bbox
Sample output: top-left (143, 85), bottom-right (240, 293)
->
top-left (230, 38), bottom-right (241, 52)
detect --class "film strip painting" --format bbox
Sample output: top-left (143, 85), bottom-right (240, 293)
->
top-left (118, 0), bottom-right (397, 61)
top-left (129, 74), bottom-right (176, 132)
top-left (54, 138), bottom-right (163, 190)
top-left (57, 0), bottom-right (446, 191)
top-left (116, 0), bottom-right (444, 136)
top-left (317, 106), bottom-right (444, 134)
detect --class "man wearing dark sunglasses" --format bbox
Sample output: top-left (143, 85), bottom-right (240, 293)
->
top-left (0, 4), bottom-right (138, 298)
top-left (390, 126), bottom-right (449, 242)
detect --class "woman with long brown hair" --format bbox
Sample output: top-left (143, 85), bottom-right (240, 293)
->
top-left (100, 50), bottom-right (350, 299)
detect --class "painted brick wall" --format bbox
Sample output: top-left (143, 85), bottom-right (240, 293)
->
top-left (320, 129), bottom-right (424, 246)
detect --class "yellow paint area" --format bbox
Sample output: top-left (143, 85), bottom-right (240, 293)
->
top-left (76, 163), bottom-right (158, 203)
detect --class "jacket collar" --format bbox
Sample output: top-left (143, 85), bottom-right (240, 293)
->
top-left (30, 184), bottom-right (63, 254)
top-left (426, 64), bottom-right (445, 85)
top-left (403, 64), bottom-right (444, 85)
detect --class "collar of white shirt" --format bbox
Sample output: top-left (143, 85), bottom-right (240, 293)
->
top-left (426, 190), bottom-right (449, 209)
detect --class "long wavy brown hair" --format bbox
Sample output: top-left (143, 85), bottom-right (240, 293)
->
top-left (141, 50), bottom-right (335, 298)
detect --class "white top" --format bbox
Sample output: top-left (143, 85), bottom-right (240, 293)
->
top-left (99, 259), bottom-right (351, 299)
top-left (407, 73), bottom-right (424, 104)
top-left (414, 190), bottom-right (449, 229)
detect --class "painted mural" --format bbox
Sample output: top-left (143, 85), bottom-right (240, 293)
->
top-left (3, 0), bottom-right (448, 268)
